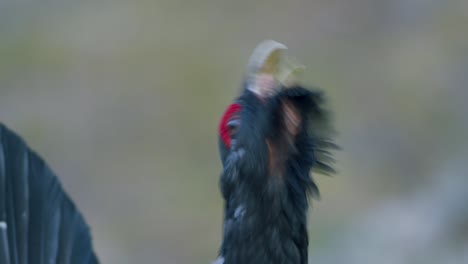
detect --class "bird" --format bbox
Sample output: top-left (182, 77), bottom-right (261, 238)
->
top-left (0, 40), bottom-right (335, 264)
top-left (0, 124), bottom-right (99, 264)
top-left (214, 40), bottom-right (336, 264)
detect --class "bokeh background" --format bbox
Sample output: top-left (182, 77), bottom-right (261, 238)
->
top-left (1, 0), bottom-right (467, 263)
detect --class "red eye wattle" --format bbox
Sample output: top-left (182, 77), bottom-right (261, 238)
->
top-left (219, 103), bottom-right (242, 148)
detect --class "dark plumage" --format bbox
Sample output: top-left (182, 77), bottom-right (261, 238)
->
top-left (215, 41), bottom-right (336, 264)
top-left (0, 124), bottom-right (98, 264)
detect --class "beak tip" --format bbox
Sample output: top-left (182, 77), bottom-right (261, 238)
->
top-left (247, 40), bottom-right (288, 74)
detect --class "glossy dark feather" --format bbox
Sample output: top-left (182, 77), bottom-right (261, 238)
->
top-left (217, 86), bottom-right (336, 264)
top-left (0, 124), bottom-right (98, 264)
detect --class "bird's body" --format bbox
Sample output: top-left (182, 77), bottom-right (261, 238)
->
top-left (216, 41), bottom-right (335, 264)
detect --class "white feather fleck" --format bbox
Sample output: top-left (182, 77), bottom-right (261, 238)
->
top-left (234, 205), bottom-right (245, 219)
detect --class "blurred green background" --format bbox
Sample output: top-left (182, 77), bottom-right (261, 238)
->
top-left (1, 0), bottom-right (467, 263)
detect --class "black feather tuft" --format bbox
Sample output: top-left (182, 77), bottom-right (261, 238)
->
top-left (278, 86), bottom-right (338, 177)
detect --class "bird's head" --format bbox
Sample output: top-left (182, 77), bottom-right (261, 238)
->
top-left (218, 40), bottom-right (334, 181)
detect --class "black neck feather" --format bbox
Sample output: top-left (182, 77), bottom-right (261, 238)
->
top-left (218, 87), bottom-right (335, 264)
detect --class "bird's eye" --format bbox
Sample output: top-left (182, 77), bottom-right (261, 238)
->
top-left (227, 118), bottom-right (240, 138)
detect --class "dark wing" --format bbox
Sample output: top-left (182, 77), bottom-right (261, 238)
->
top-left (0, 124), bottom-right (98, 264)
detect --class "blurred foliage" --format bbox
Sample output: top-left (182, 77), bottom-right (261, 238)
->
top-left (1, 0), bottom-right (467, 263)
